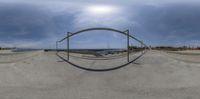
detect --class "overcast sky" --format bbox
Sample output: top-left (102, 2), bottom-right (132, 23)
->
top-left (0, 0), bottom-right (200, 48)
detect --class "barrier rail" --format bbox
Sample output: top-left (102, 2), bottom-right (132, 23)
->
top-left (56, 27), bottom-right (150, 71)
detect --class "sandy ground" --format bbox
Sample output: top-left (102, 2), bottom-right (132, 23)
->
top-left (0, 50), bottom-right (200, 99)
top-left (163, 50), bottom-right (200, 63)
top-left (0, 50), bottom-right (12, 53)
top-left (0, 51), bottom-right (42, 63)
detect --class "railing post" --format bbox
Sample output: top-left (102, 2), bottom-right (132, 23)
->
top-left (141, 41), bottom-right (143, 53)
top-left (127, 30), bottom-right (130, 62)
top-left (56, 41), bottom-right (58, 52)
top-left (67, 32), bottom-right (70, 60)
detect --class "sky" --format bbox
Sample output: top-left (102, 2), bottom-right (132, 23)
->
top-left (0, 0), bottom-right (200, 49)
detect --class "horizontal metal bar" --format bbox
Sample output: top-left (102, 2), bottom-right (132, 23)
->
top-left (57, 27), bottom-right (150, 50)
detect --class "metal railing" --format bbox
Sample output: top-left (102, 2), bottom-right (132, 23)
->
top-left (56, 27), bottom-right (150, 72)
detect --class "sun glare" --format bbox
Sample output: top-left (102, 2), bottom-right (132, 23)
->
top-left (85, 5), bottom-right (118, 15)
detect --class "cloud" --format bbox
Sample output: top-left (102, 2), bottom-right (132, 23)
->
top-left (0, 2), bottom-right (74, 48)
top-left (128, 3), bottom-right (200, 46)
top-left (0, 1), bottom-right (200, 48)
top-left (0, 3), bottom-right (53, 40)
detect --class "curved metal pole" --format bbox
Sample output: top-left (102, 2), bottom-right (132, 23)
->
top-left (58, 27), bottom-right (150, 50)
top-left (58, 28), bottom-right (126, 42)
top-left (56, 51), bottom-right (146, 72)
top-left (56, 27), bottom-right (150, 72)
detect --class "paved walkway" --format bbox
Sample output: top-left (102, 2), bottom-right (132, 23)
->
top-left (0, 51), bottom-right (200, 99)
